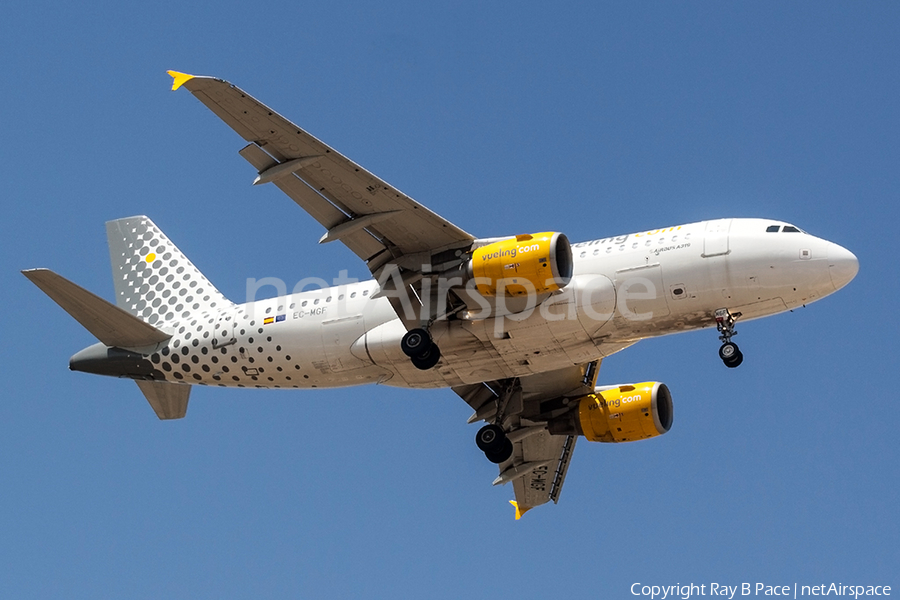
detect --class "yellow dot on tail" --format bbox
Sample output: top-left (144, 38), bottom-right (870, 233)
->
top-left (146, 253), bottom-right (156, 263)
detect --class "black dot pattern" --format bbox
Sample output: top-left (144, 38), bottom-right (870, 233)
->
top-left (143, 306), bottom-right (332, 389)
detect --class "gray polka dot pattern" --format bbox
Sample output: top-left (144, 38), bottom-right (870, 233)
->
top-left (102, 215), bottom-right (366, 390)
top-left (105, 216), bottom-right (233, 325)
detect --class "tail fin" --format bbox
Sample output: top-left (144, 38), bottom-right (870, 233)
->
top-left (23, 268), bottom-right (189, 419)
top-left (106, 216), bottom-right (232, 326)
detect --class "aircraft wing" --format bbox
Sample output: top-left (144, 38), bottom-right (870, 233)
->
top-left (506, 430), bottom-right (577, 520)
top-left (454, 361), bottom-right (599, 519)
top-left (168, 71), bottom-right (474, 276)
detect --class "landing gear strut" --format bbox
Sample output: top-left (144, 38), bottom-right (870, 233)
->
top-left (715, 308), bottom-right (743, 368)
top-left (471, 379), bottom-right (520, 464)
top-left (401, 328), bottom-right (441, 370)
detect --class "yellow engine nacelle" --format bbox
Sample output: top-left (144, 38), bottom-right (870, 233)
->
top-left (548, 382), bottom-right (673, 443)
top-left (467, 232), bottom-right (573, 297)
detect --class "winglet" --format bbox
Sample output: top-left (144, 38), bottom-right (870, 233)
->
top-left (510, 500), bottom-right (531, 520)
top-left (167, 70), bottom-right (195, 91)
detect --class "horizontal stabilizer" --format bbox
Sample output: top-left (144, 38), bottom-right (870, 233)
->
top-left (22, 269), bottom-right (171, 348)
top-left (135, 380), bottom-right (190, 420)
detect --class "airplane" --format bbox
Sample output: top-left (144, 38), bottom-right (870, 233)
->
top-left (22, 71), bottom-right (859, 519)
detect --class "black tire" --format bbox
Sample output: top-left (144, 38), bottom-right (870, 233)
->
top-left (718, 342), bottom-right (739, 361)
top-left (485, 438), bottom-right (514, 464)
top-left (401, 328), bottom-right (431, 358)
top-left (724, 350), bottom-right (744, 368)
top-left (475, 424), bottom-right (506, 453)
top-left (410, 343), bottom-right (441, 370)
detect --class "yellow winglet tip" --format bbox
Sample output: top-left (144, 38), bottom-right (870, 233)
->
top-left (510, 500), bottom-right (531, 520)
top-left (167, 70), bottom-right (195, 91)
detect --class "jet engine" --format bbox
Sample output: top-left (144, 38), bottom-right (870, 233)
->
top-left (547, 382), bottom-right (673, 443)
top-left (467, 232), bottom-right (572, 297)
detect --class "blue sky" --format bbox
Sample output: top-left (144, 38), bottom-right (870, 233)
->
top-left (2, 2), bottom-right (897, 598)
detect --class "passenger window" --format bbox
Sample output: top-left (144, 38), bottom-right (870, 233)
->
top-left (766, 225), bottom-right (781, 232)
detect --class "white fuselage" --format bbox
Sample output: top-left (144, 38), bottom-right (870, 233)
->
top-left (145, 218), bottom-right (856, 391)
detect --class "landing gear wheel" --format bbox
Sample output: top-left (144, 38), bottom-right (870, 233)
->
top-left (719, 342), bottom-right (739, 361)
top-left (410, 343), bottom-right (441, 370)
top-left (475, 424), bottom-right (506, 453)
top-left (719, 342), bottom-right (743, 368)
top-left (485, 438), bottom-right (514, 464)
top-left (723, 350), bottom-right (744, 368)
top-left (401, 328), bottom-right (431, 358)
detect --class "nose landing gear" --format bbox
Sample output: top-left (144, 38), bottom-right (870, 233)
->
top-left (715, 308), bottom-right (744, 368)
top-left (401, 327), bottom-right (441, 370)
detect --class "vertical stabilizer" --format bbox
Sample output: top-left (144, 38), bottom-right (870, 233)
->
top-left (106, 216), bottom-right (232, 326)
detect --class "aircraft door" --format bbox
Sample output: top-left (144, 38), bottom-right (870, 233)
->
top-left (702, 218), bottom-right (732, 257)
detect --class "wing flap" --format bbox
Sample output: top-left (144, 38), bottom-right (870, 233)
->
top-left (238, 142), bottom-right (345, 226)
top-left (270, 177), bottom-right (387, 259)
top-left (510, 432), bottom-right (576, 516)
top-left (237, 142), bottom-right (388, 261)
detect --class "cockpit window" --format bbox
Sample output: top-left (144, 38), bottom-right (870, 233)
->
top-left (766, 225), bottom-right (780, 232)
top-left (783, 226), bottom-right (801, 233)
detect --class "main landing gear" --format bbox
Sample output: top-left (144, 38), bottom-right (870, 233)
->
top-left (715, 308), bottom-right (743, 368)
top-left (471, 379), bottom-right (520, 464)
top-left (475, 424), bottom-right (513, 464)
top-left (401, 328), bottom-right (441, 370)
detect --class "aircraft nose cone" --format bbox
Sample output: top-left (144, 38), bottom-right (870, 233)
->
top-left (827, 243), bottom-right (859, 291)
